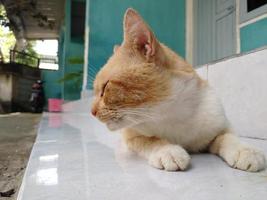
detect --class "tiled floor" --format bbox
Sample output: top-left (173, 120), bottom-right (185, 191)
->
top-left (17, 108), bottom-right (267, 200)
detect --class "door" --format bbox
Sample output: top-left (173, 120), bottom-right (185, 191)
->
top-left (195, 0), bottom-right (236, 66)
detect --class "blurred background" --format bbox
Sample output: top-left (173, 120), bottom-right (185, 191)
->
top-left (0, 1), bottom-right (267, 199)
top-left (0, 0), bottom-right (266, 111)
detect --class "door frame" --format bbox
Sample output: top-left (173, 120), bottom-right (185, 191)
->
top-left (186, 0), bottom-right (239, 67)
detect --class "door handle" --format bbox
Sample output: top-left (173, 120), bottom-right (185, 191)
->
top-left (227, 5), bottom-right (235, 12)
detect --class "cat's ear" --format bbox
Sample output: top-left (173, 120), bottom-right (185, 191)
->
top-left (123, 8), bottom-right (158, 60)
top-left (113, 45), bottom-right (120, 53)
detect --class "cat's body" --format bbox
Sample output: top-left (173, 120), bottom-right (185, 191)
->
top-left (131, 86), bottom-right (226, 153)
top-left (125, 44), bottom-right (226, 152)
top-left (92, 8), bottom-right (265, 172)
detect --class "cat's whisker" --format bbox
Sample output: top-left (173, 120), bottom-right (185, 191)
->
top-left (124, 116), bottom-right (143, 125)
top-left (123, 112), bottom-right (155, 120)
top-left (122, 108), bottom-right (162, 119)
top-left (120, 110), bottom-right (160, 121)
top-left (121, 108), bottom-right (160, 117)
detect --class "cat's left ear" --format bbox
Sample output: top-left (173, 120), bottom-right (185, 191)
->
top-left (123, 8), bottom-right (159, 60)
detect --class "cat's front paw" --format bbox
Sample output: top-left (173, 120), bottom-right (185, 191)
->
top-left (226, 147), bottom-right (266, 172)
top-left (148, 145), bottom-right (190, 171)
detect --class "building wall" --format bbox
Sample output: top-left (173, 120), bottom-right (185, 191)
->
top-left (0, 74), bottom-right (12, 102)
top-left (43, 0), bottom-right (85, 101)
top-left (41, 29), bottom-right (64, 103)
top-left (240, 18), bottom-right (267, 52)
top-left (41, 69), bottom-right (62, 102)
top-left (41, 0), bottom-right (85, 101)
top-left (62, 0), bottom-right (85, 100)
top-left (86, 0), bottom-right (186, 89)
top-left (189, 1), bottom-right (267, 66)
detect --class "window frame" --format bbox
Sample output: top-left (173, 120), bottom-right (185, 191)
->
top-left (240, 0), bottom-right (267, 23)
top-left (70, 0), bottom-right (86, 41)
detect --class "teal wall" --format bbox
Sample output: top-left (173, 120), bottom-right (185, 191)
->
top-left (42, 0), bottom-right (85, 101)
top-left (56, 0), bottom-right (85, 100)
top-left (86, 0), bottom-right (186, 89)
top-left (42, 69), bottom-right (62, 102)
top-left (240, 18), bottom-right (267, 53)
top-left (41, 29), bottom-right (64, 103)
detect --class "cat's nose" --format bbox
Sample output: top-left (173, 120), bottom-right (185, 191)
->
top-left (91, 107), bottom-right (97, 116)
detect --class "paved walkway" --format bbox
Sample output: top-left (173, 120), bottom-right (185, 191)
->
top-left (0, 113), bottom-right (41, 199)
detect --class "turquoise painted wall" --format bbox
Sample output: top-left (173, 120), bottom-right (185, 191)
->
top-left (42, 0), bottom-right (85, 101)
top-left (42, 69), bottom-right (62, 102)
top-left (240, 18), bottom-right (267, 53)
top-left (86, 0), bottom-right (185, 89)
top-left (41, 29), bottom-right (64, 104)
top-left (61, 0), bottom-right (85, 100)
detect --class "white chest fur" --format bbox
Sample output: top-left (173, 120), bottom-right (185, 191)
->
top-left (133, 85), bottom-right (228, 152)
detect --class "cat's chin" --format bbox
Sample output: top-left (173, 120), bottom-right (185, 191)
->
top-left (106, 120), bottom-right (135, 131)
top-left (106, 122), bottom-right (125, 131)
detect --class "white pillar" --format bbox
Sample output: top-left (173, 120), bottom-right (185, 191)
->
top-left (81, 0), bottom-right (91, 99)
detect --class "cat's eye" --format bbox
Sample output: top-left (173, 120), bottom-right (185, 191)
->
top-left (100, 81), bottom-right (109, 97)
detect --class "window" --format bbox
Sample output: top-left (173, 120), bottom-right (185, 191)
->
top-left (240, 0), bottom-right (267, 23)
top-left (71, 1), bottom-right (85, 40)
top-left (247, 0), bottom-right (267, 12)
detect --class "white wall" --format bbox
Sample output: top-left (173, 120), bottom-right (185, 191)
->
top-left (197, 48), bottom-right (267, 139)
top-left (0, 74), bottom-right (12, 102)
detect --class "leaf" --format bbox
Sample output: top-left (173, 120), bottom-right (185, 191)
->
top-left (57, 71), bottom-right (83, 84)
top-left (68, 57), bottom-right (84, 64)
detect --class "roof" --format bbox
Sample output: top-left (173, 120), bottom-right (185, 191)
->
top-left (1, 0), bottom-right (65, 40)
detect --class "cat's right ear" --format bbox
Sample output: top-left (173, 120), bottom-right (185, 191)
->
top-left (123, 8), bottom-right (158, 60)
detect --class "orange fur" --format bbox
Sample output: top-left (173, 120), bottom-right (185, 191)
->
top-left (92, 9), bottom-right (202, 121)
top-left (91, 8), bottom-right (265, 172)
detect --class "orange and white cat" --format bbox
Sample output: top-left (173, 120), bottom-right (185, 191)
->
top-left (91, 8), bottom-right (265, 172)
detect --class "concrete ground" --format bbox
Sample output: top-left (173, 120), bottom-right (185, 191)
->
top-left (0, 113), bottom-right (41, 200)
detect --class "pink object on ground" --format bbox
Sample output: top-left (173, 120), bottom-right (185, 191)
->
top-left (48, 98), bottom-right (63, 112)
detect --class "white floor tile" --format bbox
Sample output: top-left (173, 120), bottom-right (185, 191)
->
top-left (18, 111), bottom-right (267, 200)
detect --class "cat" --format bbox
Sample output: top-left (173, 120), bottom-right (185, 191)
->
top-left (91, 8), bottom-right (266, 172)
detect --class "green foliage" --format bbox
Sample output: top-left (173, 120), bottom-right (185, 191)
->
top-left (0, 4), bottom-right (9, 27)
top-left (67, 57), bottom-right (84, 65)
top-left (0, 5), bottom-right (16, 62)
top-left (57, 70), bottom-right (83, 89)
top-left (15, 41), bottom-right (39, 67)
top-left (59, 57), bottom-right (84, 89)
top-left (0, 5), bottom-right (38, 66)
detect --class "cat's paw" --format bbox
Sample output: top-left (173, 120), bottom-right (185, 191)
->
top-left (148, 145), bottom-right (190, 171)
top-left (226, 147), bottom-right (266, 172)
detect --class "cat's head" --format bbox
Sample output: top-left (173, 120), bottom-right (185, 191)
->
top-left (91, 8), bottom-right (195, 131)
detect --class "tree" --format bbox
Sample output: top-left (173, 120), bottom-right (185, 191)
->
top-left (0, 4), bottom-right (38, 66)
top-left (15, 41), bottom-right (39, 67)
top-left (0, 4), bottom-right (16, 62)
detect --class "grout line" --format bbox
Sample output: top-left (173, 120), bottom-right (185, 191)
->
top-left (240, 135), bottom-right (267, 141)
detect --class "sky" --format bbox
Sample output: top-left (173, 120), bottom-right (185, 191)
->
top-left (33, 40), bottom-right (59, 70)
top-left (33, 40), bottom-right (58, 56)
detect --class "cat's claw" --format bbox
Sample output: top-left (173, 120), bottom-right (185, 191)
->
top-left (148, 145), bottom-right (190, 171)
top-left (225, 147), bottom-right (266, 172)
